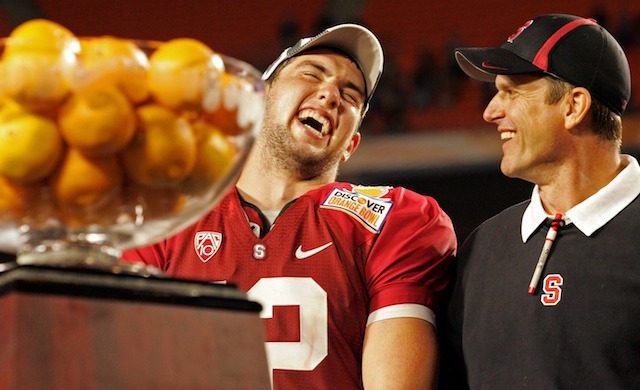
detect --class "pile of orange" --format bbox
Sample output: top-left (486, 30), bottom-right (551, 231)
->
top-left (0, 19), bottom-right (257, 227)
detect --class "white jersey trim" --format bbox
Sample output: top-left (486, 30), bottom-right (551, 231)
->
top-left (366, 303), bottom-right (435, 327)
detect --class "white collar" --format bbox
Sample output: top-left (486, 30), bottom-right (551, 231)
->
top-left (521, 155), bottom-right (640, 242)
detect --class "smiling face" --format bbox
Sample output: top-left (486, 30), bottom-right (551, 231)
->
top-left (259, 48), bottom-right (365, 179)
top-left (483, 74), bottom-right (569, 183)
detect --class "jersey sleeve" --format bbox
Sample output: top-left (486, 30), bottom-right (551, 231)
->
top-left (122, 241), bottom-right (168, 271)
top-left (365, 188), bottom-right (456, 318)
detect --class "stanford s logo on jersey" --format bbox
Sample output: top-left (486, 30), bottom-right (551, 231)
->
top-left (194, 231), bottom-right (222, 263)
top-left (540, 273), bottom-right (563, 306)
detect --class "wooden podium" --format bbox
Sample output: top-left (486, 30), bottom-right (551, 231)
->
top-left (0, 264), bottom-right (270, 389)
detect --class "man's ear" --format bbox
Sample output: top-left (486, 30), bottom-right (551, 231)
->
top-left (341, 131), bottom-right (361, 162)
top-left (565, 87), bottom-right (591, 129)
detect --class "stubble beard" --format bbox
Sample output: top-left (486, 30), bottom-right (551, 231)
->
top-left (258, 117), bottom-right (343, 180)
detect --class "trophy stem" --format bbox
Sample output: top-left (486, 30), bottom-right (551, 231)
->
top-left (16, 225), bottom-right (163, 276)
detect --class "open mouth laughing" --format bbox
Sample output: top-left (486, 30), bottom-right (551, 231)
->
top-left (298, 108), bottom-right (331, 137)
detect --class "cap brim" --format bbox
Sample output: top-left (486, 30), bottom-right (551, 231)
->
top-left (455, 47), bottom-right (543, 81)
top-left (304, 24), bottom-right (383, 100)
top-left (263, 24), bottom-right (383, 105)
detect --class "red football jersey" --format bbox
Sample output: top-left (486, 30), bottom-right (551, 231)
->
top-left (125, 182), bottom-right (456, 389)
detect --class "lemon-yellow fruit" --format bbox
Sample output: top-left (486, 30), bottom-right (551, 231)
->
top-left (2, 52), bottom-right (75, 110)
top-left (75, 36), bottom-right (150, 103)
top-left (0, 175), bottom-right (39, 221)
top-left (186, 121), bottom-right (237, 192)
top-left (121, 104), bottom-right (197, 187)
top-left (3, 19), bottom-right (78, 110)
top-left (58, 87), bottom-right (136, 156)
top-left (51, 148), bottom-right (122, 209)
top-left (148, 38), bottom-right (223, 109)
top-left (0, 110), bottom-right (63, 183)
top-left (0, 99), bottom-right (28, 122)
top-left (5, 19), bottom-right (79, 56)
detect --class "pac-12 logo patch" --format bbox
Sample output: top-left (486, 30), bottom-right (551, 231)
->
top-left (320, 187), bottom-right (393, 233)
top-left (194, 231), bottom-right (222, 263)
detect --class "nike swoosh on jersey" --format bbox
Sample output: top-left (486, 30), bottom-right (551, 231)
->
top-left (295, 242), bottom-right (333, 259)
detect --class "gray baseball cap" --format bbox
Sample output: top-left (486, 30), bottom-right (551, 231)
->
top-left (263, 23), bottom-right (384, 108)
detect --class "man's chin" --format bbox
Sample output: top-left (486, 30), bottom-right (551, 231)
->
top-left (499, 161), bottom-right (517, 178)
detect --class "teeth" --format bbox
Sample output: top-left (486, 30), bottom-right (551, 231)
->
top-left (299, 109), bottom-right (330, 136)
top-left (500, 131), bottom-right (515, 140)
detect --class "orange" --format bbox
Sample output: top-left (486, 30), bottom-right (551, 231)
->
top-left (204, 72), bottom-right (255, 135)
top-left (148, 38), bottom-right (224, 109)
top-left (2, 19), bottom-right (78, 110)
top-left (58, 87), bottom-right (136, 156)
top-left (74, 36), bottom-right (150, 103)
top-left (0, 99), bottom-right (28, 122)
top-left (0, 109), bottom-right (63, 183)
top-left (0, 175), bottom-right (40, 221)
top-left (2, 52), bottom-right (75, 110)
top-left (185, 120), bottom-right (237, 192)
top-left (50, 148), bottom-right (122, 210)
top-left (121, 104), bottom-right (197, 187)
top-left (5, 19), bottom-right (79, 56)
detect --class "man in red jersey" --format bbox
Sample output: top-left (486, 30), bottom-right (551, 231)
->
top-left (125, 24), bottom-right (456, 389)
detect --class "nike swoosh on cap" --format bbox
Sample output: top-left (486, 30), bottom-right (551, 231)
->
top-left (295, 242), bottom-right (333, 259)
top-left (481, 61), bottom-right (509, 70)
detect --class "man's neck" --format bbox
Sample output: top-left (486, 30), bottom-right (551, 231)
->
top-left (236, 151), bottom-right (336, 211)
top-left (537, 149), bottom-right (625, 215)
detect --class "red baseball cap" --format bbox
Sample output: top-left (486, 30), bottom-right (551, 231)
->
top-left (455, 14), bottom-right (631, 115)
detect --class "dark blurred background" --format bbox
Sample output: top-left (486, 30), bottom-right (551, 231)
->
top-left (1, 0), bottom-right (639, 246)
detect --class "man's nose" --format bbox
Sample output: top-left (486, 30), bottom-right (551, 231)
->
top-left (483, 94), bottom-right (504, 123)
top-left (317, 83), bottom-right (340, 109)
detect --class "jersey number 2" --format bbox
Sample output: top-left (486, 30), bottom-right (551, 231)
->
top-left (247, 277), bottom-right (328, 377)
